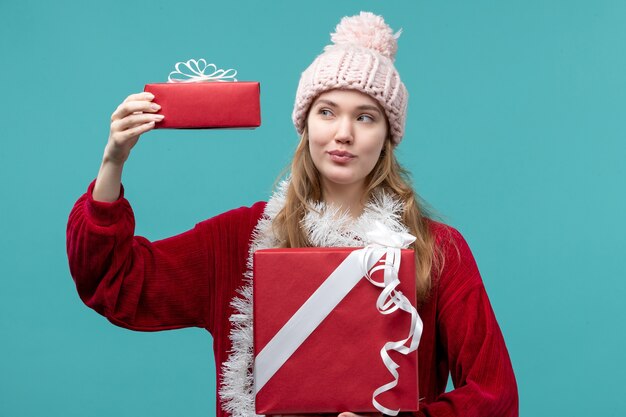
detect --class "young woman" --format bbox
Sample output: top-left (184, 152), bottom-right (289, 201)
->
top-left (67, 12), bottom-right (518, 417)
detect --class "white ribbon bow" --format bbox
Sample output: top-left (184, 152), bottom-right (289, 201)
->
top-left (366, 222), bottom-right (417, 249)
top-left (167, 58), bottom-right (238, 83)
top-left (357, 221), bottom-right (423, 416)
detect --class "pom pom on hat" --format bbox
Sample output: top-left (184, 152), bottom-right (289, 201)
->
top-left (328, 11), bottom-right (402, 62)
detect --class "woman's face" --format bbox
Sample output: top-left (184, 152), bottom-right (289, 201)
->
top-left (307, 89), bottom-right (388, 195)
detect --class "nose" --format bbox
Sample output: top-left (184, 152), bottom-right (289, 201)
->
top-left (334, 116), bottom-right (354, 144)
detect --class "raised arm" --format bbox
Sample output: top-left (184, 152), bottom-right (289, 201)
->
top-left (67, 91), bottom-right (265, 333)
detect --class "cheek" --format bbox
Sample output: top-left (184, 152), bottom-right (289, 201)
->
top-left (307, 129), bottom-right (329, 156)
top-left (363, 134), bottom-right (386, 157)
top-left (308, 135), bottom-right (322, 156)
top-left (307, 137), bottom-right (326, 171)
top-left (306, 115), bottom-right (320, 142)
top-left (307, 116), bottom-right (335, 145)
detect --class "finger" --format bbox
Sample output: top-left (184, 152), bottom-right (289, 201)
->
top-left (112, 113), bottom-right (164, 132)
top-left (116, 120), bottom-right (156, 139)
top-left (111, 100), bottom-right (161, 121)
top-left (123, 92), bottom-right (154, 103)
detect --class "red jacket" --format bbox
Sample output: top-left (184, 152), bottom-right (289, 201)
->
top-left (66, 179), bottom-right (518, 416)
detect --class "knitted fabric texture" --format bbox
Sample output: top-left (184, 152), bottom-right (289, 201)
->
top-left (292, 11), bottom-right (408, 145)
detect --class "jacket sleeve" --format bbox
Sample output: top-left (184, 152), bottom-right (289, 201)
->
top-left (417, 227), bottom-right (519, 417)
top-left (66, 179), bottom-right (259, 333)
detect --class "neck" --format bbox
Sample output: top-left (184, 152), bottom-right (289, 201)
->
top-left (321, 180), bottom-right (367, 218)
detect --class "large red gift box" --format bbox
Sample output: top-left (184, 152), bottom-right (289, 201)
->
top-left (143, 81), bottom-right (260, 129)
top-left (253, 247), bottom-right (419, 415)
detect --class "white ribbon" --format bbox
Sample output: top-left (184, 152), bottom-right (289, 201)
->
top-left (357, 222), bottom-right (423, 416)
top-left (254, 223), bottom-right (422, 415)
top-left (167, 58), bottom-right (238, 83)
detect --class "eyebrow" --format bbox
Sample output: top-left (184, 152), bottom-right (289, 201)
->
top-left (314, 99), bottom-right (382, 115)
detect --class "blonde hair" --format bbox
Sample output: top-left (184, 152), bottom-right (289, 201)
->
top-left (273, 127), bottom-right (444, 303)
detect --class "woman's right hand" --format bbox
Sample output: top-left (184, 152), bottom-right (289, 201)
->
top-left (93, 92), bottom-right (164, 202)
top-left (104, 91), bottom-right (164, 165)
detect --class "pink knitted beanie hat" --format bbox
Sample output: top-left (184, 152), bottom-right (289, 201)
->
top-left (292, 11), bottom-right (408, 145)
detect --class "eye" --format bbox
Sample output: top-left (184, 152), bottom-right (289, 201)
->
top-left (358, 114), bottom-right (375, 123)
top-left (318, 108), bottom-right (333, 117)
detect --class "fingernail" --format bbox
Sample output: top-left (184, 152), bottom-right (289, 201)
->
top-left (145, 93), bottom-right (155, 99)
top-left (154, 114), bottom-right (164, 119)
top-left (151, 103), bottom-right (161, 110)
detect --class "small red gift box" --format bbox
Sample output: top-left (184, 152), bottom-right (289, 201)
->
top-left (143, 81), bottom-right (260, 129)
top-left (253, 247), bottom-right (419, 415)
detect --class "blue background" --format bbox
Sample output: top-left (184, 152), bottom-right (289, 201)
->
top-left (1, 1), bottom-right (625, 416)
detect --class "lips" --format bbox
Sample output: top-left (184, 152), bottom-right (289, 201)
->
top-left (327, 150), bottom-right (356, 163)
top-left (328, 150), bottom-right (355, 157)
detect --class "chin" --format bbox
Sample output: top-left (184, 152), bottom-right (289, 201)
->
top-left (323, 174), bottom-right (362, 187)
top-left (321, 170), bottom-right (349, 182)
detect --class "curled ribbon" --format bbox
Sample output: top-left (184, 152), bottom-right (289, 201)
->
top-left (167, 58), bottom-right (238, 83)
top-left (357, 221), bottom-right (423, 416)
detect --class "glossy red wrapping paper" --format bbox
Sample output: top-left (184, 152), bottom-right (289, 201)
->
top-left (143, 81), bottom-right (260, 129)
top-left (253, 247), bottom-right (419, 415)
